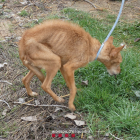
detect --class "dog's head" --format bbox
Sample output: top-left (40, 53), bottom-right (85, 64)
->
top-left (98, 36), bottom-right (124, 75)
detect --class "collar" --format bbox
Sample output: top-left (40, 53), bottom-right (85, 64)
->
top-left (95, 43), bottom-right (104, 60)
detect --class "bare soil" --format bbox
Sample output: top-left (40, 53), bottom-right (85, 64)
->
top-left (0, 0), bottom-right (139, 140)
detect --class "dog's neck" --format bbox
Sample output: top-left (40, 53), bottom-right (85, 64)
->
top-left (89, 38), bottom-right (102, 62)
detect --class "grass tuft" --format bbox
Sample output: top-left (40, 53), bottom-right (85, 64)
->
top-left (19, 10), bottom-right (29, 17)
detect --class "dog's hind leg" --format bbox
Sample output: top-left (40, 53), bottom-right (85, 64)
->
top-left (23, 42), bottom-right (64, 103)
top-left (22, 70), bottom-right (37, 96)
top-left (22, 67), bottom-right (45, 96)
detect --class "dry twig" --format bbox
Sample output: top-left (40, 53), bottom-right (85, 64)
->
top-left (21, 3), bottom-right (34, 11)
top-left (0, 99), bottom-right (11, 109)
top-left (12, 69), bottom-right (27, 82)
top-left (14, 102), bottom-right (69, 109)
top-left (0, 80), bottom-right (12, 85)
top-left (84, 0), bottom-right (96, 8)
top-left (109, 132), bottom-right (123, 140)
top-left (60, 94), bottom-right (70, 98)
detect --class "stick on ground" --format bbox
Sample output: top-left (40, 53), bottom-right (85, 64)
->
top-left (84, 0), bottom-right (96, 9)
top-left (14, 102), bottom-right (69, 109)
top-left (0, 99), bottom-right (11, 109)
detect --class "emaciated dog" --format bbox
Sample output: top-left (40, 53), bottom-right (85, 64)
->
top-left (18, 20), bottom-right (124, 111)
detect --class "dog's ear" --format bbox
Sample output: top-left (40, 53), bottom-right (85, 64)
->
top-left (107, 36), bottom-right (113, 44)
top-left (110, 45), bottom-right (124, 58)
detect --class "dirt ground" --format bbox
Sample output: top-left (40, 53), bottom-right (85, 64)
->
top-left (0, 0), bottom-right (140, 140)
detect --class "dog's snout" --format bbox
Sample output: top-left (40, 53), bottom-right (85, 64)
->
top-left (107, 67), bottom-right (121, 76)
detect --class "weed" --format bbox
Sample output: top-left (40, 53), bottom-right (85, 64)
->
top-left (0, 44), bottom-right (3, 49)
top-left (19, 10), bottom-right (29, 17)
top-left (106, 14), bottom-right (116, 23)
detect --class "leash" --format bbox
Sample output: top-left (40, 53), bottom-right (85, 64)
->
top-left (95, 0), bottom-right (125, 60)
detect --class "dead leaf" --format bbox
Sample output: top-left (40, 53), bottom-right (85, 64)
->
top-left (35, 100), bottom-right (40, 105)
top-left (0, 62), bottom-right (7, 68)
top-left (0, 4), bottom-right (3, 9)
top-left (18, 98), bottom-right (25, 103)
top-left (0, 40), bottom-right (6, 43)
top-left (74, 120), bottom-right (86, 126)
top-left (16, 36), bottom-right (21, 41)
top-left (87, 135), bottom-right (94, 140)
top-left (54, 107), bottom-right (63, 112)
top-left (21, 116), bottom-right (37, 121)
top-left (45, 114), bottom-right (57, 121)
top-left (2, 109), bottom-right (8, 116)
top-left (133, 90), bottom-right (140, 98)
top-left (105, 133), bottom-right (109, 136)
top-left (20, 1), bottom-right (28, 5)
top-left (61, 138), bottom-right (70, 140)
top-left (134, 38), bottom-right (140, 42)
top-left (81, 80), bottom-right (88, 86)
top-left (64, 113), bottom-right (76, 120)
top-left (50, 114), bottom-right (57, 119)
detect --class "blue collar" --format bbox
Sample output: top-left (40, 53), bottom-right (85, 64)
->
top-left (95, 43), bottom-right (104, 60)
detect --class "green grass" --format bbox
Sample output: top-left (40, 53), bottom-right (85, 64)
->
top-left (19, 10), bottom-right (29, 17)
top-left (23, 18), bottom-right (44, 28)
top-left (52, 8), bottom-right (140, 139)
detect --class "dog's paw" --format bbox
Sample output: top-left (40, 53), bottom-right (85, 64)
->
top-left (29, 92), bottom-right (39, 97)
top-left (57, 97), bottom-right (65, 103)
top-left (68, 104), bottom-right (76, 112)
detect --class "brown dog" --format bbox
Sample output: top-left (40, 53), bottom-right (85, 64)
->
top-left (18, 20), bottom-right (124, 111)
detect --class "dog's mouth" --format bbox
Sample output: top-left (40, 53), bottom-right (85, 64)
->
top-left (107, 69), bottom-right (120, 76)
